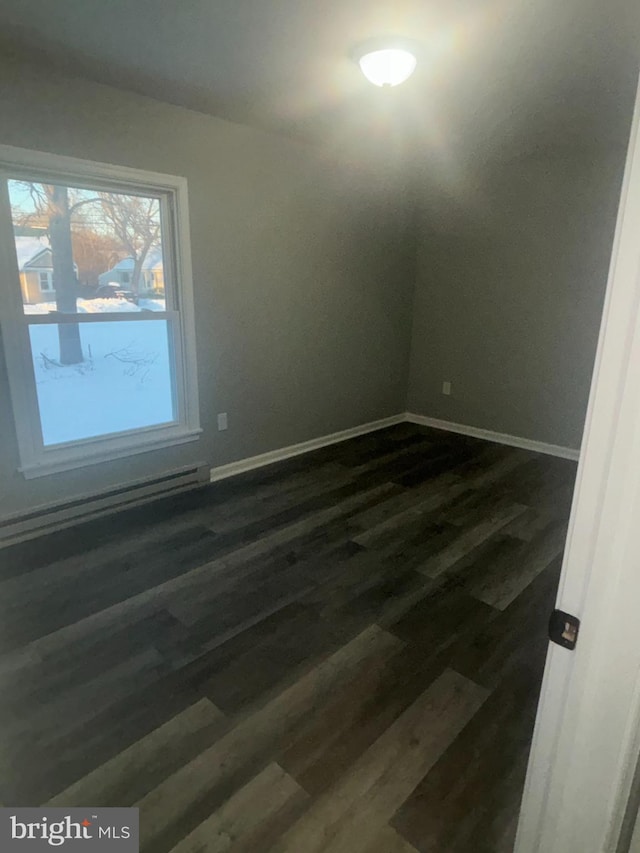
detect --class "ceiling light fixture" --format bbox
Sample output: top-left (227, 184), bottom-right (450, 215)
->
top-left (353, 40), bottom-right (418, 87)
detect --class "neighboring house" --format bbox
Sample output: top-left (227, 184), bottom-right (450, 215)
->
top-left (16, 236), bottom-right (82, 304)
top-left (16, 236), bottom-right (55, 304)
top-left (98, 248), bottom-right (164, 293)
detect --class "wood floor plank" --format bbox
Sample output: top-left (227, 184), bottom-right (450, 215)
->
top-left (203, 462), bottom-right (349, 531)
top-left (168, 763), bottom-right (308, 853)
top-left (274, 669), bottom-right (488, 853)
top-left (501, 506), bottom-right (556, 542)
top-left (4, 611), bottom-right (185, 713)
top-left (388, 583), bottom-right (497, 656)
top-left (449, 446), bottom-right (532, 492)
top-left (204, 435), bottom-right (434, 537)
top-left (392, 445), bottom-right (483, 488)
top-left (201, 604), bottom-right (372, 715)
top-left (0, 423), bottom-right (575, 852)
top-left (0, 525), bottom-right (221, 615)
top-left (416, 502), bottom-right (528, 579)
top-left (10, 483), bottom-right (397, 665)
top-left (48, 698), bottom-right (226, 808)
top-left (465, 522), bottom-right (568, 610)
top-left (2, 646), bottom-right (165, 746)
top-left (361, 826), bottom-right (421, 853)
top-left (199, 478), bottom-right (402, 558)
top-left (449, 559), bottom-right (561, 690)
top-left (391, 666), bottom-right (540, 853)
top-left (350, 474), bottom-right (462, 546)
top-left (168, 559), bottom-right (314, 630)
top-left (136, 625), bottom-right (402, 853)
top-left (278, 642), bottom-right (453, 797)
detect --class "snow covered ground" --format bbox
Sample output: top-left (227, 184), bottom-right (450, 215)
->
top-left (24, 297), bottom-right (165, 315)
top-left (29, 320), bottom-right (175, 446)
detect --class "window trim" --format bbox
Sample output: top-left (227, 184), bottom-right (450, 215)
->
top-left (0, 144), bottom-right (201, 479)
top-left (38, 271), bottom-right (54, 292)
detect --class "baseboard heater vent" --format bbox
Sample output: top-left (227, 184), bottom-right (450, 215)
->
top-left (0, 462), bottom-right (211, 547)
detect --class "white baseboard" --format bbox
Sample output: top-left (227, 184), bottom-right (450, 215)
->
top-left (210, 414), bottom-right (406, 482)
top-left (210, 411), bottom-right (580, 483)
top-left (405, 413), bottom-right (581, 461)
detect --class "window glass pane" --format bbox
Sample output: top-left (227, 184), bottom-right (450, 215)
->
top-left (38, 272), bottom-right (53, 291)
top-left (28, 320), bottom-right (176, 445)
top-left (8, 179), bottom-right (167, 314)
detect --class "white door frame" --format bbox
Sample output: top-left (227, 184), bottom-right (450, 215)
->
top-left (516, 73), bottom-right (640, 853)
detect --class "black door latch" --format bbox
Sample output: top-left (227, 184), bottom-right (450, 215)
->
top-left (549, 609), bottom-right (580, 650)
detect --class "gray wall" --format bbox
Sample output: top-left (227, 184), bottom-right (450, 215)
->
top-left (0, 57), bottom-right (416, 519)
top-left (0, 53), bottom-right (632, 521)
top-left (406, 150), bottom-right (629, 449)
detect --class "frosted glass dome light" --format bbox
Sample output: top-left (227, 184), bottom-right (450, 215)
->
top-left (358, 47), bottom-right (417, 87)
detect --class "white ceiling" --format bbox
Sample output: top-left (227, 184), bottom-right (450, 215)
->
top-left (0, 0), bottom-right (637, 166)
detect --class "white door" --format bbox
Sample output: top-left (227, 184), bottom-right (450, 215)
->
top-left (516, 74), bottom-right (640, 853)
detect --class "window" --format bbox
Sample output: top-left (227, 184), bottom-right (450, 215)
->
top-left (38, 271), bottom-right (54, 291)
top-left (0, 145), bottom-right (200, 478)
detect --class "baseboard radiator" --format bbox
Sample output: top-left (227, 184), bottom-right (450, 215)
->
top-left (0, 462), bottom-right (210, 547)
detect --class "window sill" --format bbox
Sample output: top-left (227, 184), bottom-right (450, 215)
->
top-left (19, 426), bottom-right (202, 479)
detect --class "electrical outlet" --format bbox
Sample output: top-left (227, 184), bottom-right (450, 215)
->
top-left (217, 412), bottom-right (228, 431)
top-left (442, 381), bottom-right (452, 396)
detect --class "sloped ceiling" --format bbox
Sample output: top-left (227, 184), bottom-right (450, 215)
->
top-left (0, 0), bottom-right (637, 168)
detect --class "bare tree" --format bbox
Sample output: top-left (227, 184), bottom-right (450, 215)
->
top-left (12, 182), bottom-right (114, 363)
top-left (12, 183), bottom-right (161, 365)
top-left (71, 227), bottom-right (123, 287)
top-left (34, 184), bottom-right (84, 364)
top-left (99, 194), bottom-right (161, 292)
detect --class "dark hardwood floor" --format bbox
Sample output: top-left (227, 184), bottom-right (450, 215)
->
top-left (0, 424), bottom-right (577, 852)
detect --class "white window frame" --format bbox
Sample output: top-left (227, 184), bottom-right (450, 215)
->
top-left (38, 271), bottom-right (54, 292)
top-left (0, 145), bottom-right (201, 479)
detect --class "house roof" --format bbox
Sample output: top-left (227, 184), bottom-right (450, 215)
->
top-left (17, 237), bottom-right (162, 277)
top-left (24, 248), bottom-right (53, 270)
top-left (15, 236), bottom-right (52, 270)
top-left (107, 248), bottom-right (163, 273)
